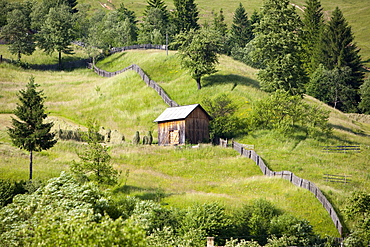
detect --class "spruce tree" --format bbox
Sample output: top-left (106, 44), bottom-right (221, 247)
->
top-left (71, 122), bottom-right (118, 185)
top-left (211, 9), bottom-right (228, 54)
top-left (7, 77), bottom-right (57, 180)
top-left (253, 0), bottom-right (307, 95)
top-left (173, 0), bottom-right (199, 33)
top-left (138, 7), bottom-right (169, 44)
top-left (230, 3), bottom-right (252, 48)
top-left (301, 0), bottom-right (324, 74)
top-left (318, 7), bottom-right (363, 90)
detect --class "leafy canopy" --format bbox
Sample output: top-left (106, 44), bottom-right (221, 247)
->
top-left (175, 27), bottom-right (222, 90)
top-left (253, 0), bottom-right (307, 95)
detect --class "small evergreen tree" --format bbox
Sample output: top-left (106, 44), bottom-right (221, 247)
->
top-left (71, 121), bottom-right (118, 185)
top-left (211, 9), bottom-right (228, 54)
top-left (230, 3), bottom-right (253, 48)
top-left (173, 0), bottom-right (199, 33)
top-left (7, 77), bottom-right (57, 180)
top-left (301, 0), bottom-right (324, 74)
top-left (138, 8), bottom-right (169, 44)
top-left (144, 0), bottom-right (169, 21)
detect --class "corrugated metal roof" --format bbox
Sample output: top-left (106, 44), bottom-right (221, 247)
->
top-left (154, 104), bottom-right (206, 122)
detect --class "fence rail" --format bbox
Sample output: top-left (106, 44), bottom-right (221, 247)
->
top-left (324, 174), bottom-right (351, 183)
top-left (322, 145), bottom-right (360, 153)
top-left (223, 139), bottom-right (343, 236)
top-left (109, 44), bottom-right (167, 54)
top-left (87, 44), bottom-right (178, 108)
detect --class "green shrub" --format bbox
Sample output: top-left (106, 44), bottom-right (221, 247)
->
top-left (0, 180), bottom-right (26, 207)
top-left (248, 90), bottom-right (331, 138)
top-left (202, 93), bottom-right (246, 141)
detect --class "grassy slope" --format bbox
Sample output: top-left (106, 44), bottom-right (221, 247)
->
top-left (1, 45), bottom-right (370, 236)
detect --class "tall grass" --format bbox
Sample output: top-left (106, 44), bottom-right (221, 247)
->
top-left (1, 46), bottom-right (369, 237)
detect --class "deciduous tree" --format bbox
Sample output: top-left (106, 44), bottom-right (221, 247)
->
top-left (175, 28), bottom-right (221, 90)
top-left (0, 8), bottom-right (35, 61)
top-left (253, 0), bottom-right (307, 95)
top-left (359, 77), bottom-right (370, 114)
top-left (7, 77), bottom-right (57, 180)
top-left (35, 4), bottom-right (76, 69)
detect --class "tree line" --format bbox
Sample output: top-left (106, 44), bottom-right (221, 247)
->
top-left (0, 0), bottom-right (368, 113)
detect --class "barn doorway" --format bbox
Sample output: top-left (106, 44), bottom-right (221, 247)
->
top-left (169, 130), bottom-right (179, 145)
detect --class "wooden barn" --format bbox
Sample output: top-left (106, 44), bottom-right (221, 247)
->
top-left (154, 104), bottom-right (211, 146)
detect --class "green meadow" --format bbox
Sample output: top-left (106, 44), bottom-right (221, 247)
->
top-left (1, 43), bottom-right (370, 238)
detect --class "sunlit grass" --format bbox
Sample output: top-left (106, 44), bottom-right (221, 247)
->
top-left (1, 46), bottom-right (369, 238)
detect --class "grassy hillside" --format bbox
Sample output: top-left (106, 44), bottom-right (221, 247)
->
top-left (1, 45), bottom-right (370, 237)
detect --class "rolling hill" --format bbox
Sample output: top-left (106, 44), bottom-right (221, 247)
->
top-left (1, 44), bottom-right (370, 237)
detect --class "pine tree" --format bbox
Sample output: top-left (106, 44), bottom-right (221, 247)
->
top-left (318, 7), bottom-right (363, 90)
top-left (7, 77), bottom-right (57, 180)
top-left (211, 9), bottom-right (228, 54)
top-left (212, 9), bottom-right (227, 36)
top-left (71, 121), bottom-right (118, 185)
top-left (173, 0), bottom-right (199, 33)
top-left (144, 0), bottom-right (168, 14)
top-left (301, 0), bottom-right (324, 74)
top-left (230, 3), bottom-right (252, 48)
top-left (253, 0), bottom-right (307, 95)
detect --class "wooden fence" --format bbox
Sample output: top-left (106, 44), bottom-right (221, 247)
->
top-left (109, 44), bottom-right (167, 54)
top-left (88, 44), bottom-right (178, 107)
top-left (223, 139), bottom-right (343, 236)
top-left (88, 63), bottom-right (178, 107)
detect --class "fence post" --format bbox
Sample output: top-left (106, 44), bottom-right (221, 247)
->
top-left (207, 237), bottom-right (215, 247)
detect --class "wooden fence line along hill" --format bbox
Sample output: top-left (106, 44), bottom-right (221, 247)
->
top-left (109, 44), bottom-right (167, 54)
top-left (223, 139), bottom-right (343, 236)
top-left (87, 44), bottom-right (178, 107)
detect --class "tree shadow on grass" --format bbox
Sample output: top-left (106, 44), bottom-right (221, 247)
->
top-left (29, 57), bottom-right (91, 71)
top-left (330, 124), bottom-right (370, 138)
top-left (202, 74), bottom-right (260, 90)
top-left (113, 185), bottom-right (177, 203)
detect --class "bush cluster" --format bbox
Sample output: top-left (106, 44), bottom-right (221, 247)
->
top-left (0, 173), bottom-right (340, 246)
